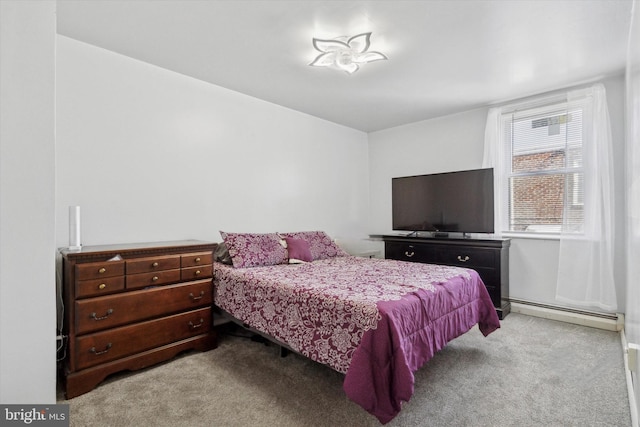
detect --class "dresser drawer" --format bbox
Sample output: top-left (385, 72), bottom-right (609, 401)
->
top-left (181, 252), bottom-right (213, 268)
top-left (436, 247), bottom-right (496, 269)
top-left (75, 260), bottom-right (125, 281)
top-left (126, 255), bottom-right (181, 274)
top-left (76, 276), bottom-right (125, 299)
top-left (181, 264), bottom-right (212, 281)
top-left (75, 279), bottom-right (212, 334)
top-left (126, 269), bottom-right (181, 290)
top-left (385, 242), bottom-right (437, 263)
top-left (74, 307), bottom-right (211, 370)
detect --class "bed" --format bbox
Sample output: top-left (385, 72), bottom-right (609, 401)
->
top-left (213, 231), bottom-right (500, 424)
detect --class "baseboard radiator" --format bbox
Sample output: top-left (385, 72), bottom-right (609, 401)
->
top-left (509, 298), bottom-right (623, 331)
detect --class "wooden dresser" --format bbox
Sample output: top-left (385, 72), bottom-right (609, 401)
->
top-left (60, 240), bottom-right (217, 398)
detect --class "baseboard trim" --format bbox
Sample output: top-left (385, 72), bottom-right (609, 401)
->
top-left (622, 330), bottom-right (639, 427)
top-left (509, 299), bottom-right (622, 331)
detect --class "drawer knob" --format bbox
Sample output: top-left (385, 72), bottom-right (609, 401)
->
top-left (152, 262), bottom-right (159, 267)
top-left (89, 343), bottom-right (112, 356)
top-left (189, 291), bottom-right (205, 301)
top-left (188, 318), bottom-right (205, 329)
top-left (90, 309), bottom-right (113, 321)
top-left (98, 283), bottom-right (107, 290)
top-left (98, 268), bottom-right (106, 274)
top-left (195, 257), bottom-right (201, 263)
top-left (457, 255), bottom-right (470, 262)
top-left (404, 251), bottom-right (415, 258)
top-left (152, 276), bottom-right (159, 282)
top-left (194, 270), bottom-right (201, 276)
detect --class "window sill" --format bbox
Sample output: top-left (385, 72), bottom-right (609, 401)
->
top-left (501, 231), bottom-right (561, 241)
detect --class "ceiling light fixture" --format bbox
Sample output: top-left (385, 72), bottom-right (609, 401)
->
top-left (309, 32), bottom-right (387, 74)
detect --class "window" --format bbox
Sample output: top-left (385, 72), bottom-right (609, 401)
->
top-left (499, 100), bottom-right (586, 234)
top-left (484, 84), bottom-right (617, 310)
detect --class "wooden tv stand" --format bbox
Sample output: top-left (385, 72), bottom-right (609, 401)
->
top-left (377, 235), bottom-right (510, 319)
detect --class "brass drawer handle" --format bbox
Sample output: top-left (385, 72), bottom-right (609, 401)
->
top-left (404, 251), bottom-right (415, 258)
top-left (90, 309), bottom-right (113, 321)
top-left (189, 291), bottom-right (205, 301)
top-left (98, 283), bottom-right (107, 290)
top-left (457, 255), bottom-right (470, 262)
top-left (152, 262), bottom-right (159, 267)
top-left (194, 270), bottom-right (201, 276)
top-left (89, 343), bottom-right (112, 355)
top-left (188, 318), bottom-right (205, 329)
top-left (195, 257), bottom-right (201, 263)
top-left (152, 276), bottom-right (159, 282)
top-left (98, 268), bottom-right (106, 274)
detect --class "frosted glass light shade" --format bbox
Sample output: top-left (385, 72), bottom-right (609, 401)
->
top-left (309, 32), bottom-right (387, 74)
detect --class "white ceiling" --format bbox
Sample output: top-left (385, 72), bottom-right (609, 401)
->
top-left (56, 0), bottom-right (633, 132)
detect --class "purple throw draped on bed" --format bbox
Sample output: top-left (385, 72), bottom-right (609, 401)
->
top-left (344, 273), bottom-right (499, 423)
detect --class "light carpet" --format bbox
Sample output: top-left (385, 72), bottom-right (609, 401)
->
top-left (58, 313), bottom-right (631, 426)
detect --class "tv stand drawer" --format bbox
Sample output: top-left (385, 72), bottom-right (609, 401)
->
top-left (435, 246), bottom-right (496, 269)
top-left (384, 242), bottom-right (436, 263)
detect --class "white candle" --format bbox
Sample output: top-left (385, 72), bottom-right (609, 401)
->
top-left (69, 206), bottom-right (81, 249)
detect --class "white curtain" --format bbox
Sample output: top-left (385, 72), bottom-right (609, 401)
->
top-left (482, 107), bottom-right (503, 238)
top-left (482, 84), bottom-right (617, 311)
top-left (555, 84), bottom-right (617, 311)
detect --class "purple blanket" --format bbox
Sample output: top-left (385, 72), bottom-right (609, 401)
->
top-left (344, 272), bottom-right (499, 423)
top-left (214, 256), bottom-right (499, 423)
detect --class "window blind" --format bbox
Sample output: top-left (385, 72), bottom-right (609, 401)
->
top-left (501, 101), bottom-right (585, 233)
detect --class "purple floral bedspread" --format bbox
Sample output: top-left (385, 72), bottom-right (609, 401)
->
top-left (213, 256), bottom-right (500, 423)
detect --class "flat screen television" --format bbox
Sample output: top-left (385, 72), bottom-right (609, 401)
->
top-left (392, 168), bottom-right (494, 235)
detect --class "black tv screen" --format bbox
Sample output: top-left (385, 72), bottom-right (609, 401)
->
top-left (392, 168), bottom-right (495, 234)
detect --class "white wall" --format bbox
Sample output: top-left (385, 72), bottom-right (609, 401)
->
top-left (368, 107), bottom-right (488, 234)
top-left (56, 36), bottom-right (369, 249)
top-left (625, 0), bottom-right (640, 419)
top-left (368, 75), bottom-right (627, 313)
top-left (0, 1), bottom-right (57, 403)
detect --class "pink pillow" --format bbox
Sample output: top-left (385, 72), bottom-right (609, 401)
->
top-left (220, 231), bottom-right (287, 268)
top-left (285, 237), bottom-right (313, 262)
top-left (278, 231), bottom-right (348, 261)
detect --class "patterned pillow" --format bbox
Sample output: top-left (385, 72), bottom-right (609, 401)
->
top-left (284, 237), bottom-right (313, 263)
top-left (278, 231), bottom-right (349, 261)
top-left (220, 231), bottom-right (287, 268)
